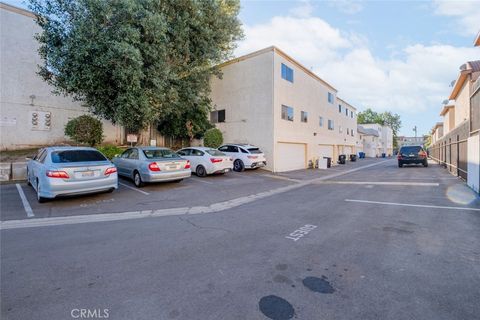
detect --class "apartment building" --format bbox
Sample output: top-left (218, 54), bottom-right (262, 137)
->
top-left (210, 46), bottom-right (358, 172)
top-left (0, 3), bottom-right (122, 150)
top-left (431, 122), bottom-right (444, 144)
top-left (359, 123), bottom-right (393, 156)
top-left (357, 125), bottom-right (380, 157)
top-left (396, 136), bottom-right (426, 148)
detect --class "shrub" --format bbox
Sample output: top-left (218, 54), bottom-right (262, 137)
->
top-left (97, 145), bottom-right (124, 159)
top-left (203, 128), bottom-right (223, 148)
top-left (65, 115), bottom-right (104, 146)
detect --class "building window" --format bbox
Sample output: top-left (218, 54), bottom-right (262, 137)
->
top-left (338, 104), bottom-right (342, 113)
top-left (301, 111), bottom-right (308, 123)
top-left (345, 108), bottom-right (348, 116)
top-left (351, 110), bottom-right (354, 118)
top-left (210, 109), bottom-right (225, 123)
top-left (328, 119), bottom-right (334, 130)
top-left (347, 128), bottom-right (350, 135)
top-left (351, 129), bottom-right (355, 136)
top-left (339, 125), bottom-right (343, 133)
top-left (281, 105), bottom-right (294, 121)
top-left (319, 116), bottom-right (323, 127)
top-left (281, 63), bottom-right (294, 82)
top-left (328, 92), bottom-right (334, 104)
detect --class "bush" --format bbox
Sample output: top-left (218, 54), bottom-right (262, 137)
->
top-left (65, 115), bottom-right (104, 146)
top-left (97, 145), bottom-right (124, 159)
top-left (203, 128), bottom-right (223, 148)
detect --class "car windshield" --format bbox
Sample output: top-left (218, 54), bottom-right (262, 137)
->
top-left (143, 149), bottom-right (180, 159)
top-left (206, 149), bottom-right (225, 156)
top-left (248, 148), bottom-right (262, 154)
top-left (400, 146), bottom-right (422, 154)
top-left (51, 150), bottom-right (107, 163)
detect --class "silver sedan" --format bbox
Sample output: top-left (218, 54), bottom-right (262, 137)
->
top-left (27, 147), bottom-right (118, 203)
top-left (112, 147), bottom-right (191, 188)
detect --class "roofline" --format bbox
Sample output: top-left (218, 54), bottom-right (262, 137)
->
top-left (475, 31), bottom-right (480, 47)
top-left (217, 46), bottom-right (338, 93)
top-left (449, 71), bottom-right (468, 100)
top-left (433, 122), bottom-right (444, 130)
top-left (439, 104), bottom-right (454, 116)
top-left (337, 97), bottom-right (357, 111)
top-left (0, 2), bottom-right (36, 19)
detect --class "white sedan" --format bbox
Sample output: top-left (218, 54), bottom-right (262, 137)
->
top-left (218, 144), bottom-right (267, 172)
top-left (176, 147), bottom-right (233, 177)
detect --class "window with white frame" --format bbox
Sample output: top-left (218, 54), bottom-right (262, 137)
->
top-left (281, 63), bottom-right (294, 82)
top-left (328, 119), bottom-right (334, 130)
top-left (328, 92), bottom-right (334, 104)
top-left (281, 105), bottom-right (294, 121)
top-left (319, 116), bottom-right (323, 127)
top-left (301, 111), bottom-right (308, 123)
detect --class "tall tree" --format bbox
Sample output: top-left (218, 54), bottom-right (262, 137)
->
top-left (29, 0), bottom-right (243, 134)
top-left (357, 108), bottom-right (402, 148)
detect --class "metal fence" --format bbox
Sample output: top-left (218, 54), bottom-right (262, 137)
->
top-left (428, 122), bottom-right (469, 180)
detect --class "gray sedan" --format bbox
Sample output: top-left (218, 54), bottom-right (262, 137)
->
top-left (112, 147), bottom-right (191, 188)
top-left (27, 147), bottom-right (118, 203)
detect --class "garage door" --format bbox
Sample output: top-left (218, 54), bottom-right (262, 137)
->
top-left (318, 145), bottom-right (334, 159)
top-left (276, 143), bottom-right (306, 172)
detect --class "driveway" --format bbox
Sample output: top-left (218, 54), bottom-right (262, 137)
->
top-left (1, 159), bottom-right (479, 320)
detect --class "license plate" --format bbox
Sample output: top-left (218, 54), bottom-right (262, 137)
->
top-left (81, 171), bottom-right (94, 177)
top-left (168, 165), bottom-right (178, 170)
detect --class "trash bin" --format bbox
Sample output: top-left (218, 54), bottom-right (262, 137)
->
top-left (359, 152), bottom-right (365, 159)
top-left (323, 157), bottom-right (331, 168)
top-left (338, 154), bottom-right (346, 165)
top-left (349, 154), bottom-right (357, 162)
top-left (382, 153), bottom-right (386, 158)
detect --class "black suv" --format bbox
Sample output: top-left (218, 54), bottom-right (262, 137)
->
top-left (397, 146), bottom-right (428, 167)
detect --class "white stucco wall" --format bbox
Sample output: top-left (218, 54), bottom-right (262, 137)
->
top-left (0, 5), bottom-right (122, 150)
top-left (454, 80), bottom-right (470, 128)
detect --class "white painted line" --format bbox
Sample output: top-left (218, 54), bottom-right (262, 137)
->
top-left (320, 181), bottom-right (439, 187)
top-left (1, 160), bottom-right (392, 230)
top-left (261, 174), bottom-right (301, 183)
top-left (345, 199), bottom-right (480, 211)
top-left (15, 184), bottom-right (34, 218)
top-left (119, 182), bottom-right (150, 195)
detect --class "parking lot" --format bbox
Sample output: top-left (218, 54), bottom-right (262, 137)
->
top-left (2, 158), bottom-right (480, 320)
top-left (1, 158), bottom-right (382, 223)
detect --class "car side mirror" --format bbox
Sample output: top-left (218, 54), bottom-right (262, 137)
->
top-left (25, 155), bottom-right (34, 161)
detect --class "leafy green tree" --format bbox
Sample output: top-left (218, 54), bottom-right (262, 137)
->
top-left (29, 0), bottom-right (243, 135)
top-left (65, 115), bottom-right (104, 146)
top-left (357, 108), bottom-right (402, 148)
top-left (203, 128), bottom-right (223, 148)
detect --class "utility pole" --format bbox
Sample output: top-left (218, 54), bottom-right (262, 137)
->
top-left (413, 126), bottom-right (417, 138)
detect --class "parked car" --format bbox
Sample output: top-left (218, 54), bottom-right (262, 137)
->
top-left (177, 147), bottom-right (233, 177)
top-left (218, 144), bottom-right (267, 172)
top-left (27, 147), bottom-right (118, 203)
top-left (112, 147), bottom-right (191, 187)
top-left (397, 145), bottom-right (428, 167)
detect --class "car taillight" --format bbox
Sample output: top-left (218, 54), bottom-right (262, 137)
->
top-left (104, 167), bottom-right (117, 175)
top-left (418, 151), bottom-right (427, 158)
top-left (247, 155), bottom-right (258, 159)
top-left (397, 154), bottom-right (402, 160)
top-left (210, 158), bottom-right (223, 163)
top-left (46, 170), bottom-right (69, 179)
top-left (184, 160), bottom-right (191, 169)
top-left (148, 162), bottom-right (161, 171)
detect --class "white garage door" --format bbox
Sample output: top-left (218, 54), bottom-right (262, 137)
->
top-left (318, 145), bottom-right (334, 159)
top-left (276, 143), bottom-right (306, 172)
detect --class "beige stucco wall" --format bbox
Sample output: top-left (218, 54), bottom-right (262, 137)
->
top-left (0, 5), bottom-right (122, 150)
top-left (454, 80), bottom-right (470, 128)
top-left (273, 51), bottom-right (357, 170)
top-left (210, 50), bottom-right (275, 170)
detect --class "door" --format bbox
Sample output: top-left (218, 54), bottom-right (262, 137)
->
top-left (276, 143), bottom-right (306, 172)
top-left (115, 149), bottom-right (132, 176)
top-left (317, 145), bottom-right (333, 160)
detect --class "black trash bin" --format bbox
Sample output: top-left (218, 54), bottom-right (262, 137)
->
top-left (349, 154), bottom-right (357, 162)
top-left (382, 153), bottom-right (386, 158)
top-left (338, 154), bottom-right (346, 165)
top-left (323, 157), bottom-right (331, 168)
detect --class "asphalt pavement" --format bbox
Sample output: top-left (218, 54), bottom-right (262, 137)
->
top-left (1, 159), bottom-right (479, 320)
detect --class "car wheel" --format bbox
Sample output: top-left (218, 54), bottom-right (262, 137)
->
top-left (398, 162), bottom-right (403, 168)
top-left (26, 169), bottom-right (31, 186)
top-left (133, 171), bottom-right (144, 188)
top-left (233, 159), bottom-right (245, 172)
top-left (196, 165), bottom-right (207, 177)
top-left (36, 179), bottom-right (47, 203)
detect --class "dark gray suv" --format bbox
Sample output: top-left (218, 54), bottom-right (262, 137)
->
top-left (397, 146), bottom-right (428, 167)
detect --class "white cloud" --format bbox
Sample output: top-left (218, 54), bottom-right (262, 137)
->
top-left (433, 0), bottom-right (480, 36)
top-left (328, 0), bottom-right (363, 15)
top-left (289, 0), bottom-right (314, 18)
top-left (235, 14), bottom-right (479, 115)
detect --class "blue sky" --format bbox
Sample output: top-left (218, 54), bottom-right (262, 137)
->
top-left (6, 0), bottom-right (480, 136)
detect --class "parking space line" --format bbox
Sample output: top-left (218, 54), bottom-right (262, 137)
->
top-left (345, 199), bottom-right (480, 211)
top-left (321, 181), bottom-right (439, 186)
top-left (190, 178), bottom-right (214, 184)
top-left (261, 174), bottom-right (301, 183)
top-left (119, 182), bottom-right (150, 195)
top-left (15, 184), bottom-right (34, 218)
